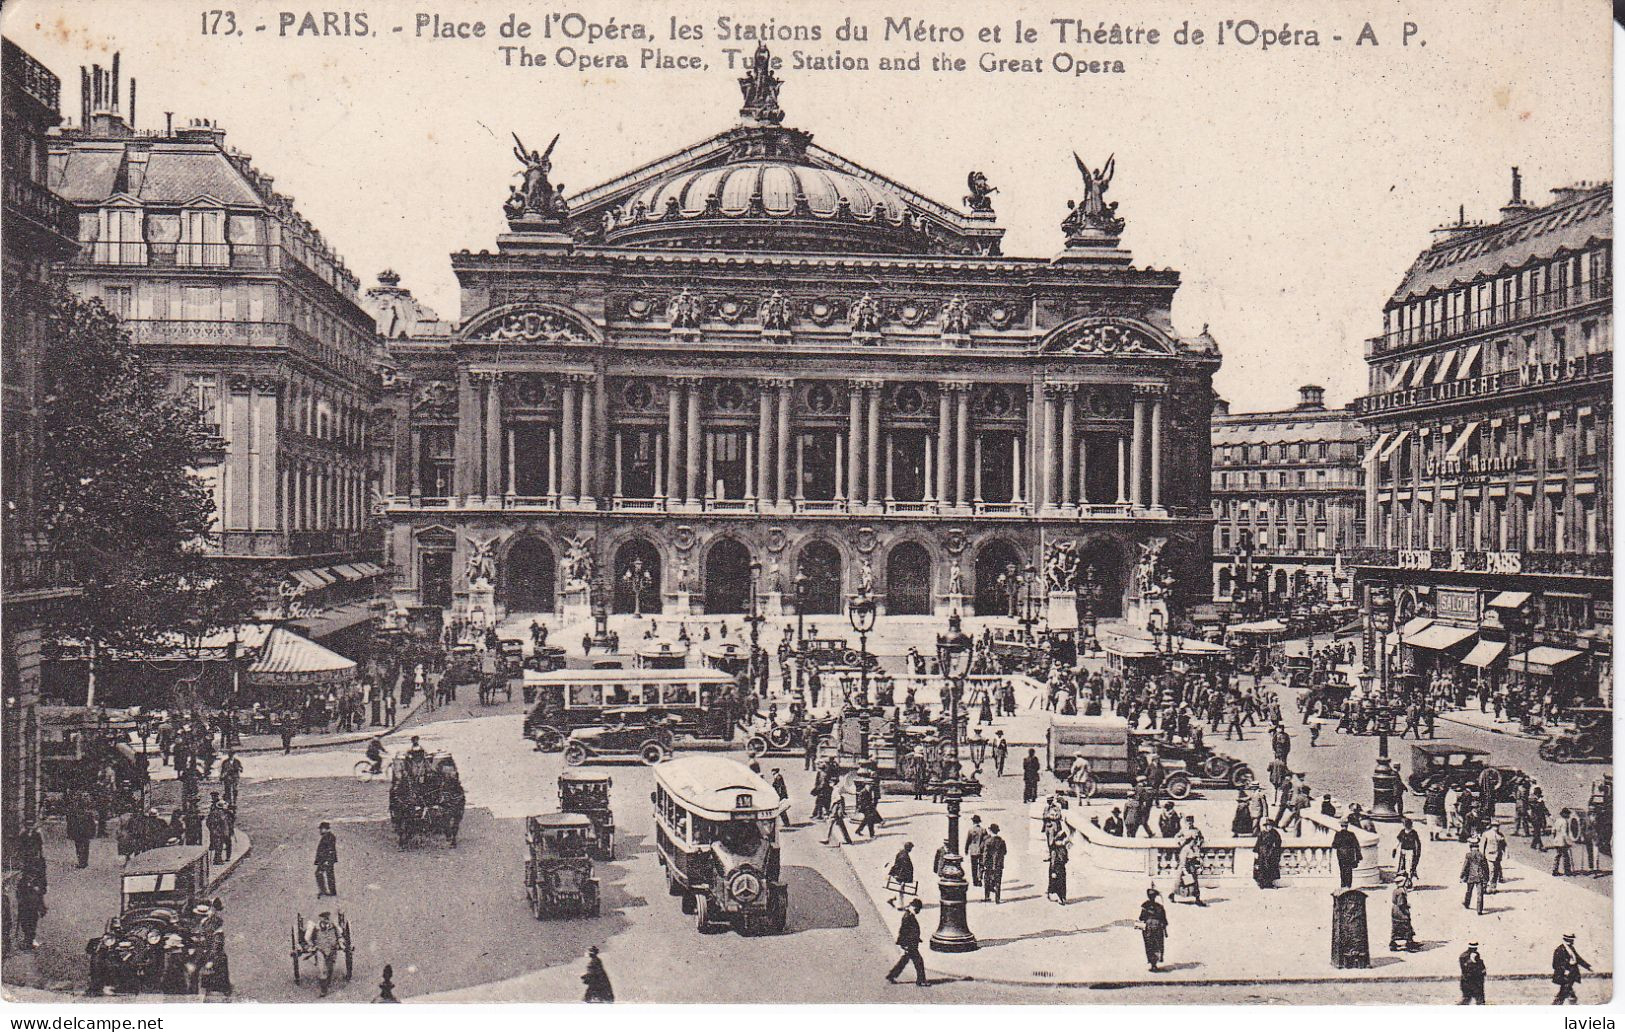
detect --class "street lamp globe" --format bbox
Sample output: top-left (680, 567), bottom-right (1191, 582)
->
top-left (847, 592), bottom-right (877, 635)
top-left (935, 616), bottom-right (973, 680)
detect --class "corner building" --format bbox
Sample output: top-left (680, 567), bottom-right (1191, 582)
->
top-left (381, 51), bottom-right (1220, 622)
top-left (1352, 172), bottom-right (1612, 705)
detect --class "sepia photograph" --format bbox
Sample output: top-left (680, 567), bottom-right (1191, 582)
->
top-left (0, 0), bottom-right (1613, 1014)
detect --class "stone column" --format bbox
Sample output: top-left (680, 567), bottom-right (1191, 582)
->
top-left (847, 382), bottom-right (864, 506)
top-left (1029, 381), bottom-right (1045, 509)
top-left (776, 379), bottom-right (793, 505)
top-left (936, 388), bottom-right (952, 505)
top-left (973, 436), bottom-right (984, 503)
top-left (1077, 431), bottom-right (1089, 506)
top-left (455, 368), bottom-right (479, 501)
top-left (547, 427), bottom-right (558, 498)
top-left (409, 428), bottom-right (423, 500)
top-left (1130, 390), bottom-right (1148, 508)
top-left (704, 432), bottom-right (716, 501)
top-left (923, 431), bottom-right (935, 502)
top-left (866, 381), bottom-right (882, 507)
top-left (505, 427), bottom-right (516, 498)
top-left (577, 375), bottom-right (594, 504)
top-left (758, 380), bottom-right (776, 505)
top-left (1150, 392), bottom-right (1165, 508)
top-left (745, 432), bottom-right (756, 500)
top-left (954, 382), bottom-right (970, 508)
top-left (1060, 384), bottom-right (1077, 507)
top-left (665, 377), bottom-right (682, 502)
top-left (1116, 435), bottom-right (1128, 504)
top-left (884, 433), bottom-right (895, 502)
top-left (1013, 434), bottom-right (1024, 503)
top-left (615, 431), bottom-right (626, 498)
top-left (560, 376), bottom-right (579, 503)
top-left (685, 379), bottom-right (702, 505)
top-left (835, 433), bottom-right (846, 501)
top-left (593, 370), bottom-right (610, 504)
top-left (795, 434), bottom-right (806, 502)
top-left (1043, 386), bottom-right (1060, 509)
top-left (482, 373), bottom-right (502, 503)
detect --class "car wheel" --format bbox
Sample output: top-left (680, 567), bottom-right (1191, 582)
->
top-left (1203, 756), bottom-right (1230, 780)
top-left (695, 894), bottom-right (723, 934)
top-left (1165, 774), bottom-right (1192, 800)
top-left (746, 736), bottom-right (769, 759)
top-left (537, 729), bottom-right (565, 752)
top-left (640, 742), bottom-right (668, 765)
top-left (680, 891), bottom-right (696, 915)
top-left (563, 743), bottom-right (589, 767)
top-left (1230, 765), bottom-right (1255, 789)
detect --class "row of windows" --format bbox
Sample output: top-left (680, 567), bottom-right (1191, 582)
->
top-left (1216, 526), bottom-right (1350, 553)
top-left (1376, 407), bottom-right (1604, 484)
top-left (1372, 318), bottom-right (1605, 395)
top-left (1216, 440), bottom-right (1353, 465)
top-left (1215, 468), bottom-right (1360, 489)
top-left (1213, 497), bottom-right (1358, 521)
top-left (1382, 244), bottom-right (1610, 342)
top-left (1376, 492), bottom-right (1605, 554)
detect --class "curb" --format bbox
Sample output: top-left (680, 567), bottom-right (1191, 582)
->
top-left (205, 830), bottom-right (252, 892)
top-left (236, 698), bottom-right (429, 755)
top-left (1436, 714), bottom-right (1545, 742)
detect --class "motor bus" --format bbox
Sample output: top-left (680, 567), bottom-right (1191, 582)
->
top-left (651, 756), bottom-right (788, 936)
top-left (634, 639), bottom-right (690, 670)
top-left (523, 668), bottom-right (738, 750)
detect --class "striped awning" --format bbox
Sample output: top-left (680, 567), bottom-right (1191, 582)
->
top-left (1363, 432), bottom-right (1392, 465)
top-left (247, 627), bottom-right (356, 686)
top-left (1431, 350), bottom-right (1458, 383)
top-left (289, 569), bottom-right (329, 591)
top-left (1460, 641), bottom-right (1507, 668)
top-left (1380, 430), bottom-right (1410, 461)
top-left (1408, 355), bottom-right (1435, 387)
top-left (1508, 646), bottom-right (1585, 677)
top-left (1446, 421), bottom-right (1481, 459)
top-left (1388, 359), bottom-right (1414, 390)
top-left (1456, 343), bottom-right (1483, 379)
top-left (1404, 623), bottom-right (1476, 651)
top-left (1488, 590), bottom-right (1531, 609)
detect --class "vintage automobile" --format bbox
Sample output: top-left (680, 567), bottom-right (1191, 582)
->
top-left (745, 713), bottom-right (838, 758)
top-left (1590, 775), bottom-right (1612, 857)
top-left (389, 751), bottom-right (466, 848)
top-left (87, 845), bottom-right (230, 996)
top-left (558, 770), bottom-right (615, 859)
top-left (524, 813), bottom-right (602, 918)
top-left (563, 708), bottom-right (678, 767)
top-left (816, 710), bottom-right (982, 797)
top-left (1048, 716), bottom-right (1194, 800)
top-left (1538, 706), bottom-right (1613, 763)
top-left (797, 637), bottom-right (878, 671)
top-left (1282, 655), bottom-right (1313, 689)
top-left (290, 911), bottom-right (354, 994)
top-left (1138, 731), bottom-right (1253, 788)
top-left (652, 756), bottom-right (788, 935)
top-left (1405, 743), bottom-right (1522, 801)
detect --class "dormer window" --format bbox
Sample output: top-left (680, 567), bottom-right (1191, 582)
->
top-left (179, 205), bottom-right (228, 266)
top-left (95, 204), bottom-right (146, 264)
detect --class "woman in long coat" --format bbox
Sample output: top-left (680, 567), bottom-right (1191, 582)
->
top-left (1137, 888), bottom-right (1168, 971)
top-left (1046, 836), bottom-right (1070, 904)
top-left (1389, 878), bottom-right (1418, 951)
top-left (1253, 818), bottom-right (1283, 888)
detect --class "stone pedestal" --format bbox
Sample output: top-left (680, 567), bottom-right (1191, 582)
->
top-left (1125, 594), bottom-right (1169, 632)
top-left (464, 579), bottom-right (496, 630)
top-left (1047, 591), bottom-right (1079, 630)
top-left (936, 592), bottom-right (969, 618)
top-left (763, 591), bottom-right (785, 618)
top-left (670, 590), bottom-right (695, 616)
top-left (561, 584), bottom-right (591, 623)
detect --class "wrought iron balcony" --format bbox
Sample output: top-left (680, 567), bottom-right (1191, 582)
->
top-left (4, 175), bottom-right (78, 247)
top-left (1366, 279), bottom-right (1612, 356)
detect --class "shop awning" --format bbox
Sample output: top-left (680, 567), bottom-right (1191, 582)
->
top-left (289, 569), bottom-right (330, 591)
top-left (288, 601), bottom-right (379, 641)
top-left (1456, 343), bottom-right (1483, 379)
top-left (1363, 432), bottom-right (1393, 465)
top-left (1508, 646), bottom-right (1585, 677)
top-left (1446, 421), bottom-right (1481, 459)
top-left (1431, 350), bottom-right (1459, 383)
top-left (1388, 359), bottom-right (1414, 390)
top-left (1399, 617), bottom-right (1434, 638)
top-left (247, 627), bottom-right (357, 687)
top-left (1228, 619), bottom-right (1288, 635)
top-left (1488, 590), bottom-right (1532, 610)
top-left (328, 564), bottom-right (366, 581)
top-left (1460, 641), bottom-right (1507, 668)
top-left (1404, 623), bottom-right (1476, 651)
top-left (1408, 354), bottom-right (1435, 387)
top-left (352, 562), bottom-right (386, 578)
top-left (1379, 430), bottom-right (1410, 461)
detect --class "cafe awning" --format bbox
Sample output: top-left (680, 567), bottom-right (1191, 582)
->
top-left (1228, 619), bottom-right (1287, 636)
top-left (1460, 641), bottom-right (1507, 668)
top-left (1508, 646), bottom-right (1585, 677)
top-left (1403, 622), bottom-right (1476, 651)
top-left (1399, 617), bottom-right (1434, 638)
top-left (246, 627), bottom-right (356, 688)
top-left (288, 601), bottom-right (379, 641)
top-left (1487, 590), bottom-right (1531, 610)
top-left (288, 569), bottom-right (330, 591)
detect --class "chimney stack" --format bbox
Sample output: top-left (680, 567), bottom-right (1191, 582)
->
top-left (1296, 385), bottom-right (1326, 411)
top-left (1499, 165), bottom-right (1535, 221)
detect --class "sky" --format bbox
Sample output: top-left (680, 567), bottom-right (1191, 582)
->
top-left (4, 0), bottom-right (1611, 412)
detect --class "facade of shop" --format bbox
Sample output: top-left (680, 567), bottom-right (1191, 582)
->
top-left (377, 48), bottom-right (1221, 623)
top-left (1210, 385), bottom-right (1364, 609)
top-left (1351, 171), bottom-right (1612, 707)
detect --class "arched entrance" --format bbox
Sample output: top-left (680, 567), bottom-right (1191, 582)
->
top-left (1291, 569), bottom-right (1310, 599)
top-left (798, 541), bottom-right (843, 614)
top-left (973, 539), bottom-right (1024, 616)
top-left (886, 542), bottom-right (932, 615)
top-left (504, 537), bottom-right (556, 612)
top-left (613, 539), bottom-right (662, 615)
top-left (704, 538), bottom-right (753, 614)
top-left (1272, 568), bottom-right (1289, 599)
top-left (1216, 566), bottom-right (1233, 599)
top-left (1076, 538), bottom-right (1127, 619)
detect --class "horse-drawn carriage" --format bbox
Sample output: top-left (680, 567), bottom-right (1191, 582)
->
top-left (389, 752), bottom-right (466, 848)
top-left (290, 910), bottom-right (354, 996)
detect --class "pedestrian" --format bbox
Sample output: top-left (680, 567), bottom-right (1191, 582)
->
top-left (1136, 887), bottom-right (1169, 972)
top-left (855, 778), bottom-right (882, 839)
top-left (1231, 790), bottom-right (1253, 836)
top-left (1388, 877), bottom-right (1419, 951)
top-left (384, 691), bottom-right (398, 727)
top-left (770, 768), bottom-right (791, 828)
top-left (884, 899), bottom-right (927, 986)
top-left (1458, 942), bottom-right (1486, 1004)
top-left (315, 820), bottom-right (339, 897)
top-left (1021, 748), bottom-right (1041, 804)
top-left (206, 795), bottom-right (231, 863)
top-left (1529, 789), bottom-right (1549, 850)
top-left (804, 731), bottom-right (819, 772)
top-left (886, 842), bottom-right (916, 908)
top-left (982, 823), bottom-right (1007, 903)
top-left (1459, 836), bottom-right (1488, 914)
top-left (992, 732), bottom-right (1008, 776)
top-left (965, 815), bottom-right (987, 886)
top-left (66, 794), bottom-right (96, 869)
top-left (1396, 817), bottom-right (1422, 882)
top-left (1480, 822), bottom-right (1506, 891)
top-left (1046, 833), bottom-right (1070, 904)
top-left (1331, 819), bottom-right (1361, 889)
top-left (1551, 808), bottom-right (1575, 876)
top-left (14, 869), bottom-right (46, 950)
top-left (822, 787), bottom-right (853, 845)
top-left (582, 946), bottom-right (614, 1002)
top-left (220, 751), bottom-right (243, 806)
top-left (280, 717), bottom-right (295, 755)
top-left (1253, 818), bottom-right (1282, 888)
top-left (1551, 933), bottom-right (1591, 1004)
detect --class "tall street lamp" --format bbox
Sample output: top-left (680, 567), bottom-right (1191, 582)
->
top-left (746, 559), bottom-right (765, 700)
top-left (847, 591), bottom-right (877, 758)
top-left (1017, 562), bottom-right (1040, 641)
top-left (794, 571), bottom-right (808, 694)
top-left (623, 557), bottom-right (650, 619)
top-left (1366, 585), bottom-right (1402, 820)
top-left (930, 614), bottom-right (978, 953)
top-left (999, 563), bottom-right (1020, 620)
top-left (1078, 564), bottom-right (1102, 653)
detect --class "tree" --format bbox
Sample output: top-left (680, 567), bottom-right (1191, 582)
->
top-left (36, 288), bottom-right (261, 660)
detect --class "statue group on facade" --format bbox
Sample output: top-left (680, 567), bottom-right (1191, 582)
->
top-left (738, 42), bottom-right (785, 125)
top-left (1045, 540), bottom-right (1080, 592)
top-left (940, 295), bottom-right (972, 336)
top-left (760, 290), bottom-right (793, 332)
top-left (963, 171), bottom-right (998, 213)
top-left (849, 294), bottom-right (882, 335)
top-left (506, 132), bottom-right (570, 222)
top-left (1062, 152), bottom-right (1125, 240)
top-left (1133, 537), bottom-right (1171, 600)
top-left (563, 534), bottom-right (596, 592)
top-left (465, 536), bottom-right (497, 587)
top-left (667, 288), bottom-right (706, 330)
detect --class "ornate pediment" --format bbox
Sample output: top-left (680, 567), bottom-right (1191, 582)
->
top-left (459, 303), bottom-right (600, 344)
top-left (1041, 317), bottom-right (1177, 357)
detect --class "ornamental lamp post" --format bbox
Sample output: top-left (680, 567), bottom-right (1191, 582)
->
top-left (1366, 587), bottom-right (1403, 820)
top-left (930, 614), bottom-right (978, 953)
top-left (847, 591), bottom-right (877, 758)
top-left (747, 559), bottom-right (764, 697)
top-left (793, 570), bottom-right (809, 693)
top-left (1001, 563), bottom-right (1020, 620)
top-left (623, 558), bottom-right (650, 619)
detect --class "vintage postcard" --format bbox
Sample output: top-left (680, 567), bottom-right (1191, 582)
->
top-left (0, 0), bottom-right (1612, 1013)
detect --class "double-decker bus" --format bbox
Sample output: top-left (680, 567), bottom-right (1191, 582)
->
top-left (651, 756), bottom-right (788, 936)
top-left (522, 668), bottom-right (738, 750)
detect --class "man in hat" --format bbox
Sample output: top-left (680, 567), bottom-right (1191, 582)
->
top-left (884, 899), bottom-right (927, 986)
top-left (1458, 942), bottom-right (1486, 1004)
top-left (304, 911), bottom-right (342, 996)
top-left (964, 815), bottom-right (987, 886)
top-left (1021, 748), bottom-right (1041, 804)
top-left (1459, 836), bottom-right (1489, 914)
top-left (1396, 817), bottom-right (1422, 883)
top-left (1331, 818), bottom-right (1362, 888)
top-left (582, 946), bottom-right (614, 1002)
top-left (1551, 933), bottom-right (1591, 1004)
top-left (991, 731), bottom-right (1009, 777)
top-left (1137, 887), bottom-right (1169, 972)
top-left (315, 821), bottom-right (339, 897)
top-left (1480, 821), bottom-right (1507, 892)
top-left (981, 823), bottom-right (1008, 903)
top-left (770, 768), bottom-right (791, 828)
